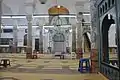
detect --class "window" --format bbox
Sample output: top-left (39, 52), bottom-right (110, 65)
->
top-left (100, 8), bottom-right (102, 15)
top-left (24, 34), bottom-right (27, 46)
top-left (105, 2), bottom-right (107, 10)
top-left (0, 38), bottom-right (13, 45)
top-left (3, 29), bottom-right (13, 33)
top-left (102, 5), bottom-right (105, 13)
top-left (112, 0), bottom-right (114, 5)
top-left (25, 29), bottom-right (27, 33)
top-left (108, 0), bottom-right (111, 7)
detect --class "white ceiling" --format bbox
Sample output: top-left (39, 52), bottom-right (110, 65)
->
top-left (1, 0), bottom-right (90, 26)
top-left (2, 0), bottom-right (90, 15)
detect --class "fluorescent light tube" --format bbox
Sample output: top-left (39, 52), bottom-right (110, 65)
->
top-left (33, 15), bottom-right (49, 18)
top-left (83, 14), bottom-right (90, 15)
top-left (61, 25), bottom-right (71, 27)
top-left (1, 16), bottom-right (26, 19)
top-left (1, 16), bottom-right (11, 18)
top-left (43, 25), bottom-right (54, 28)
top-left (59, 15), bottom-right (76, 18)
top-left (12, 16), bottom-right (26, 19)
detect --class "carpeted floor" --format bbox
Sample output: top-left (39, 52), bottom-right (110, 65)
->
top-left (0, 54), bottom-right (109, 80)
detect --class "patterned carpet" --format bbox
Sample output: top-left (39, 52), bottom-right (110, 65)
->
top-left (0, 54), bottom-right (108, 80)
top-left (1, 59), bottom-right (79, 74)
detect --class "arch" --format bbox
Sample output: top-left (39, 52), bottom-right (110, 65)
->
top-left (24, 34), bottom-right (27, 46)
top-left (83, 32), bottom-right (91, 52)
top-left (101, 14), bottom-right (115, 63)
top-left (52, 33), bottom-right (65, 42)
top-left (82, 30), bottom-right (91, 35)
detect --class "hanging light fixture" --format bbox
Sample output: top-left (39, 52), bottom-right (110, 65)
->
top-left (39, 0), bottom-right (47, 4)
top-left (57, 5), bottom-right (61, 8)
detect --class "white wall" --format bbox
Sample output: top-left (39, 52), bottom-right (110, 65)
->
top-left (17, 28), bottom-right (25, 47)
top-left (1, 33), bottom-right (13, 38)
top-left (109, 24), bottom-right (117, 47)
top-left (1, 25), bottom-right (73, 52)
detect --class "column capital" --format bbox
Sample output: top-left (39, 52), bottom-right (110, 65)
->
top-left (77, 12), bottom-right (83, 23)
top-left (26, 15), bottom-right (32, 22)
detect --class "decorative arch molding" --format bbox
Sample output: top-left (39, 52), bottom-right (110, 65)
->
top-left (101, 14), bottom-right (115, 62)
top-left (97, 0), bottom-right (119, 79)
top-left (52, 33), bottom-right (65, 42)
top-left (83, 32), bottom-right (91, 52)
top-left (82, 30), bottom-right (91, 35)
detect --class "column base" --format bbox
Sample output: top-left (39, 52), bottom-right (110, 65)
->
top-left (90, 49), bottom-right (99, 73)
top-left (12, 47), bottom-right (17, 53)
top-left (76, 48), bottom-right (83, 59)
top-left (26, 47), bottom-right (32, 59)
top-left (76, 54), bottom-right (83, 59)
top-left (26, 53), bottom-right (32, 59)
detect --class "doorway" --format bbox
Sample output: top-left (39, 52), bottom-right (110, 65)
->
top-left (35, 39), bottom-right (39, 51)
top-left (52, 33), bottom-right (65, 53)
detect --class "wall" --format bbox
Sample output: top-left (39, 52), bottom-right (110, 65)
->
top-left (0, 26), bottom-right (72, 53)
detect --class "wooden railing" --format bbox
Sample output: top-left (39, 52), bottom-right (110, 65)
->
top-left (100, 62), bottom-right (119, 80)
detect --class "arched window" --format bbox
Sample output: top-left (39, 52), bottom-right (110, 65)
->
top-left (105, 2), bottom-right (107, 10)
top-left (108, 0), bottom-right (111, 7)
top-left (112, 0), bottom-right (114, 5)
top-left (53, 33), bottom-right (65, 42)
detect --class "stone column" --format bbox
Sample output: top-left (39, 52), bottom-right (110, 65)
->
top-left (76, 12), bottom-right (83, 59)
top-left (72, 25), bottom-right (76, 52)
top-left (82, 34), bottom-right (85, 53)
top-left (90, 0), bottom-right (98, 73)
top-left (0, 0), bottom-right (2, 52)
top-left (26, 15), bottom-right (32, 58)
top-left (39, 25), bottom-right (43, 54)
top-left (116, 0), bottom-right (120, 69)
top-left (13, 22), bottom-right (18, 53)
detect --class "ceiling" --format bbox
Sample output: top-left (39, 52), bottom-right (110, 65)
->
top-left (1, 0), bottom-right (90, 26)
